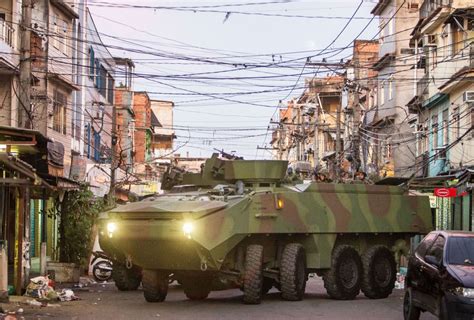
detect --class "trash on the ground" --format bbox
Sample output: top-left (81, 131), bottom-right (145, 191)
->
top-left (27, 299), bottom-right (42, 307)
top-left (58, 289), bottom-right (78, 302)
top-left (46, 303), bottom-right (61, 308)
top-left (395, 267), bottom-right (407, 289)
top-left (5, 311), bottom-right (17, 320)
top-left (25, 276), bottom-right (56, 300)
top-left (16, 308), bottom-right (23, 314)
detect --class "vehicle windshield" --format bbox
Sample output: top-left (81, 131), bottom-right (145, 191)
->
top-left (446, 237), bottom-right (474, 265)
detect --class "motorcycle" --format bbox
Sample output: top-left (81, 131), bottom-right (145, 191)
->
top-left (91, 251), bottom-right (113, 282)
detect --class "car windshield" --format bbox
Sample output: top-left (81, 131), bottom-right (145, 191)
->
top-left (447, 237), bottom-right (474, 265)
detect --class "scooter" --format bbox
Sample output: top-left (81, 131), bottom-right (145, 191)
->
top-left (91, 251), bottom-right (113, 282)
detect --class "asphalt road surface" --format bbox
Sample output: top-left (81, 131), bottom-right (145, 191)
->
top-left (8, 277), bottom-right (437, 320)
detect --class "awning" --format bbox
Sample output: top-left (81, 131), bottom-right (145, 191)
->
top-left (0, 154), bottom-right (53, 189)
top-left (422, 93), bottom-right (448, 109)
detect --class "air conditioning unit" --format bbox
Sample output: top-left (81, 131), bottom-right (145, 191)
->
top-left (463, 91), bottom-right (474, 103)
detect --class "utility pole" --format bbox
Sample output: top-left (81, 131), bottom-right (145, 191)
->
top-left (19, 0), bottom-right (32, 128)
top-left (109, 104), bottom-right (118, 207)
top-left (296, 103), bottom-right (301, 161)
top-left (335, 90), bottom-right (343, 182)
top-left (313, 94), bottom-right (320, 172)
top-left (350, 85), bottom-right (361, 174)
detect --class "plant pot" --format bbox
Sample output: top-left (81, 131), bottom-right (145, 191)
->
top-left (46, 262), bottom-right (81, 283)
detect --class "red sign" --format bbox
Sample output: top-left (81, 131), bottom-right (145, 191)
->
top-left (434, 188), bottom-right (457, 198)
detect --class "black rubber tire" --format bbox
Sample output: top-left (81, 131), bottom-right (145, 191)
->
top-left (361, 245), bottom-right (397, 299)
top-left (323, 245), bottom-right (362, 300)
top-left (184, 287), bottom-right (211, 300)
top-left (142, 270), bottom-right (168, 303)
top-left (93, 261), bottom-right (113, 282)
top-left (242, 244), bottom-right (264, 304)
top-left (280, 243), bottom-right (307, 301)
top-left (112, 264), bottom-right (141, 291)
top-left (182, 277), bottom-right (211, 300)
top-left (403, 288), bottom-right (421, 320)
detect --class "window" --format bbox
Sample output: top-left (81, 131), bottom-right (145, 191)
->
top-left (379, 18), bottom-right (385, 44)
top-left (432, 114), bottom-right (438, 149)
top-left (99, 66), bottom-right (107, 97)
top-left (415, 233), bottom-right (437, 258)
top-left (426, 235), bottom-right (446, 265)
top-left (468, 18), bottom-right (474, 31)
top-left (452, 107), bottom-right (460, 139)
top-left (89, 47), bottom-right (95, 79)
top-left (61, 20), bottom-right (68, 55)
top-left (442, 109), bottom-right (448, 145)
top-left (452, 20), bottom-right (464, 55)
top-left (95, 59), bottom-right (100, 88)
top-left (447, 237), bottom-right (474, 265)
top-left (94, 131), bottom-right (101, 162)
top-left (53, 90), bottom-right (67, 134)
top-left (407, 1), bottom-right (419, 11)
top-left (52, 14), bottom-right (59, 49)
top-left (107, 75), bottom-right (114, 105)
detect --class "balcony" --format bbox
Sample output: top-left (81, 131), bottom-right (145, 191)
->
top-left (0, 18), bottom-right (14, 48)
top-left (420, 0), bottom-right (450, 20)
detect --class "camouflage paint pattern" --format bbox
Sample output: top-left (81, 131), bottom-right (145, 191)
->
top-left (99, 154), bottom-right (432, 275)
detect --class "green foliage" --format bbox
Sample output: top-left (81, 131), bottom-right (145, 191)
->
top-left (54, 185), bottom-right (105, 265)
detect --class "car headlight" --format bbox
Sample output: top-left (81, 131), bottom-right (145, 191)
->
top-left (182, 222), bottom-right (194, 239)
top-left (107, 222), bottom-right (117, 238)
top-left (453, 287), bottom-right (474, 298)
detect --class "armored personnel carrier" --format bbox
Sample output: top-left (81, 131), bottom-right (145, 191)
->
top-left (99, 154), bottom-right (432, 304)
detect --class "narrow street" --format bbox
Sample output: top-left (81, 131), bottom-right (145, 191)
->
top-left (4, 278), bottom-right (436, 320)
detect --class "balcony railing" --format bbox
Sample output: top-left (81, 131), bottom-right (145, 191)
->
top-left (420, 0), bottom-right (450, 19)
top-left (0, 19), bottom-right (14, 48)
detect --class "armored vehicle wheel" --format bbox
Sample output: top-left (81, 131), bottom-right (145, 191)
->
top-left (112, 264), bottom-right (142, 291)
top-left (361, 245), bottom-right (397, 299)
top-left (182, 277), bottom-right (211, 300)
top-left (184, 287), bottom-right (211, 300)
top-left (280, 243), bottom-right (307, 301)
top-left (142, 270), bottom-right (168, 302)
top-left (323, 245), bottom-right (362, 300)
top-left (242, 244), bottom-right (264, 304)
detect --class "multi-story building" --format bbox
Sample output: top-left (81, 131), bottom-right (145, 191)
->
top-left (271, 76), bottom-right (344, 178)
top-left (0, 0), bottom-right (20, 127)
top-left (150, 100), bottom-right (175, 161)
top-left (346, 40), bottom-right (379, 174)
top-left (114, 57), bottom-right (136, 173)
top-left (82, 8), bottom-right (116, 197)
top-left (0, 0), bottom-right (82, 294)
top-left (408, 0), bottom-right (473, 231)
top-left (368, 0), bottom-right (420, 177)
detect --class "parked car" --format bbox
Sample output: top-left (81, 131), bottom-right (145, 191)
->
top-left (404, 231), bottom-right (474, 320)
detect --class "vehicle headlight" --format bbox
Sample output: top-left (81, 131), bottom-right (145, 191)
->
top-left (107, 222), bottom-right (117, 238)
top-left (453, 287), bottom-right (474, 298)
top-left (182, 222), bottom-right (194, 239)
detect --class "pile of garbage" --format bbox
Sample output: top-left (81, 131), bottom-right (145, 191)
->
top-left (24, 276), bottom-right (78, 302)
